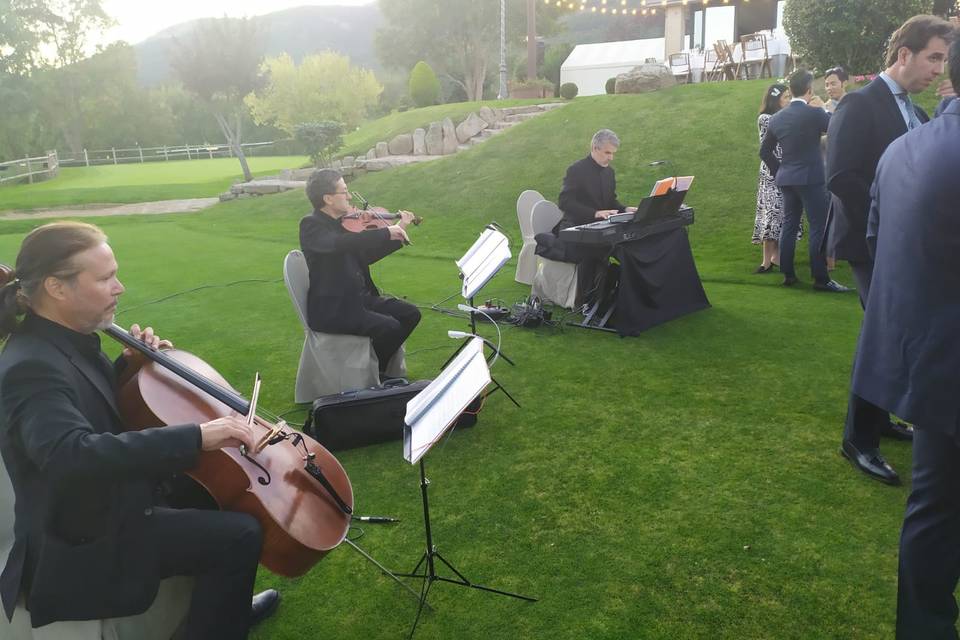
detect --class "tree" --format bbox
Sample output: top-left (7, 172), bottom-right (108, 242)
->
top-left (376, 0), bottom-right (561, 102)
top-left (783, 0), bottom-right (933, 75)
top-left (169, 17), bottom-right (266, 182)
top-left (245, 52), bottom-right (381, 134)
top-left (408, 60), bottom-right (440, 107)
top-left (294, 122), bottom-right (343, 168)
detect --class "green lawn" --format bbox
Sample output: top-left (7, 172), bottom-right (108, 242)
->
top-left (0, 156), bottom-right (308, 211)
top-left (0, 76), bottom-right (952, 639)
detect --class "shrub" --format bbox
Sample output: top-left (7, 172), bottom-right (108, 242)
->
top-left (408, 61), bottom-right (441, 108)
top-left (783, 0), bottom-right (932, 75)
top-left (293, 121), bottom-right (344, 167)
top-left (605, 77), bottom-right (617, 94)
top-left (559, 82), bottom-right (579, 99)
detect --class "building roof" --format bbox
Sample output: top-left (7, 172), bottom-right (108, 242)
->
top-left (561, 38), bottom-right (666, 70)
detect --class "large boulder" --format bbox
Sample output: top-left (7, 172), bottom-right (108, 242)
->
top-left (441, 117), bottom-right (458, 155)
top-left (366, 148), bottom-right (377, 160)
top-left (388, 133), bottom-right (414, 155)
top-left (614, 63), bottom-right (675, 94)
top-left (455, 112), bottom-right (489, 143)
top-left (412, 128), bottom-right (426, 155)
top-left (479, 105), bottom-right (499, 125)
top-left (425, 121), bottom-right (443, 155)
top-left (375, 141), bottom-right (389, 158)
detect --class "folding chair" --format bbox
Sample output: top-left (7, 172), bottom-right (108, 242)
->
top-left (515, 189), bottom-right (545, 285)
top-left (668, 53), bottom-right (692, 84)
top-left (715, 40), bottom-right (739, 80)
top-left (704, 47), bottom-right (722, 81)
top-left (736, 33), bottom-right (772, 80)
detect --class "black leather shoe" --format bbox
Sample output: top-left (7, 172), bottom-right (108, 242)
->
top-left (782, 275), bottom-right (799, 287)
top-left (753, 264), bottom-right (774, 274)
top-left (840, 440), bottom-right (900, 486)
top-left (813, 279), bottom-right (853, 293)
top-left (250, 589), bottom-right (280, 626)
top-left (880, 420), bottom-right (914, 441)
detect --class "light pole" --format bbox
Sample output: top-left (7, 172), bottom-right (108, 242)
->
top-left (497, 0), bottom-right (508, 99)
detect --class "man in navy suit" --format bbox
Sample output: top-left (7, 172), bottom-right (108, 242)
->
top-left (760, 70), bottom-right (850, 292)
top-left (851, 37), bottom-right (960, 638)
top-left (826, 15), bottom-right (954, 485)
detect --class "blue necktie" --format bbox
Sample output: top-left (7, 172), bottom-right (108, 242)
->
top-left (899, 93), bottom-right (922, 130)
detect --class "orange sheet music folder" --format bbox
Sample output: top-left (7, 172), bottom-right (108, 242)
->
top-left (650, 177), bottom-right (675, 196)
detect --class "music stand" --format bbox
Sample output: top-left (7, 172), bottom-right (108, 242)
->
top-left (395, 338), bottom-right (536, 637)
top-left (445, 225), bottom-right (520, 408)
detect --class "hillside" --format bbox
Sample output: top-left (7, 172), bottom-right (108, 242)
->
top-left (134, 4), bottom-right (383, 87)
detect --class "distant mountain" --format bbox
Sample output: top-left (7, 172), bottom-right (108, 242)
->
top-left (133, 4), bottom-right (383, 87)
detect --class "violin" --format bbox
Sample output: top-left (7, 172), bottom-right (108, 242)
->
top-left (340, 191), bottom-right (423, 233)
top-left (105, 324), bottom-right (353, 578)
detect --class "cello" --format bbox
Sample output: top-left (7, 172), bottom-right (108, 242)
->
top-left (105, 324), bottom-right (353, 578)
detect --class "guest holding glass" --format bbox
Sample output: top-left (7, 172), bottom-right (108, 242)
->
top-left (751, 83), bottom-right (796, 273)
top-left (823, 67), bottom-right (849, 113)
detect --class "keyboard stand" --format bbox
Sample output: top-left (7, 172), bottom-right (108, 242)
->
top-left (569, 265), bottom-right (619, 333)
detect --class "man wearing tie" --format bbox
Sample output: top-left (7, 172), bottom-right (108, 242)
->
top-left (851, 37), bottom-right (960, 636)
top-left (826, 14), bottom-right (954, 485)
top-left (759, 70), bottom-right (850, 293)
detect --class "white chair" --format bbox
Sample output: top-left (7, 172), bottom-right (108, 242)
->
top-left (514, 189), bottom-right (545, 285)
top-left (0, 455), bottom-right (192, 640)
top-left (530, 200), bottom-right (578, 309)
top-left (283, 250), bottom-right (405, 403)
top-left (668, 53), bottom-right (691, 84)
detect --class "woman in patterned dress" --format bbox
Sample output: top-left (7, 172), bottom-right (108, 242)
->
top-left (751, 83), bottom-right (793, 273)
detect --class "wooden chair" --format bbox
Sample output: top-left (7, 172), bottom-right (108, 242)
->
top-left (736, 33), bottom-right (772, 80)
top-left (704, 47), bottom-right (722, 81)
top-left (668, 53), bottom-right (691, 84)
top-left (715, 41), bottom-right (738, 80)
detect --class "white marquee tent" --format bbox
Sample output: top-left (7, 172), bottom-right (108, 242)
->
top-left (560, 38), bottom-right (666, 97)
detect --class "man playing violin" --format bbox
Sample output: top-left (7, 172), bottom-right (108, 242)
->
top-left (0, 221), bottom-right (278, 638)
top-left (300, 168), bottom-right (421, 374)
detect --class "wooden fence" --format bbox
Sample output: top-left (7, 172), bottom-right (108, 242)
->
top-left (0, 151), bottom-right (59, 185)
top-left (56, 140), bottom-right (282, 167)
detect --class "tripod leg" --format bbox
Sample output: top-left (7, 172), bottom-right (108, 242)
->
top-left (432, 551), bottom-right (538, 602)
top-left (408, 576), bottom-right (434, 640)
top-left (342, 538), bottom-right (424, 604)
top-left (488, 377), bottom-right (521, 408)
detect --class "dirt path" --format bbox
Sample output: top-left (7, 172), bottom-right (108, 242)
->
top-left (0, 197), bottom-right (219, 220)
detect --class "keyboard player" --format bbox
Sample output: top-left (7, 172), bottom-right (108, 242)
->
top-left (552, 129), bottom-right (637, 305)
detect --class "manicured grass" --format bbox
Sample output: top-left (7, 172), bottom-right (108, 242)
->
top-left (0, 156), bottom-right (308, 211)
top-left (0, 76), bottom-right (951, 639)
top-left (341, 98), bottom-right (562, 157)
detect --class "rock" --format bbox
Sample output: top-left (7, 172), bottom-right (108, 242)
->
top-left (366, 148), bottom-right (377, 160)
top-left (219, 192), bottom-right (237, 202)
top-left (615, 63), bottom-right (675, 94)
top-left (388, 133), bottom-right (414, 155)
top-left (455, 112), bottom-right (489, 143)
top-left (441, 117), bottom-right (458, 155)
top-left (365, 159), bottom-right (392, 171)
top-left (279, 169), bottom-right (292, 180)
top-left (331, 159), bottom-right (342, 170)
top-left (229, 184), bottom-right (244, 195)
top-left (479, 105), bottom-right (499, 125)
top-left (425, 122), bottom-right (443, 155)
top-left (413, 128), bottom-right (426, 155)
top-left (341, 156), bottom-right (355, 169)
top-left (375, 141), bottom-right (389, 158)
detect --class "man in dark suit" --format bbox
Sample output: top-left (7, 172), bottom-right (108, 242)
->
top-left (759, 70), bottom-right (850, 293)
top-left (556, 129), bottom-right (638, 303)
top-left (300, 168), bottom-right (420, 373)
top-left (826, 14), bottom-right (954, 485)
top-left (851, 38), bottom-right (960, 636)
top-left (0, 222), bottom-right (278, 637)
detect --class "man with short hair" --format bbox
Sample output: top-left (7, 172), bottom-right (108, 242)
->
top-left (827, 14), bottom-right (955, 485)
top-left (300, 169), bottom-right (420, 373)
top-left (556, 129), bottom-right (637, 303)
top-left (759, 69), bottom-right (850, 293)
top-left (851, 36), bottom-right (960, 637)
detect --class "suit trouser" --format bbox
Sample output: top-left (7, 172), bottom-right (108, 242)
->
top-left (778, 184), bottom-right (829, 283)
top-left (150, 507), bottom-right (263, 640)
top-left (843, 259), bottom-right (891, 449)
top-left (897, 425), bottom-right (960, 639)
top-left (357, 296), bottom-right (421, 371)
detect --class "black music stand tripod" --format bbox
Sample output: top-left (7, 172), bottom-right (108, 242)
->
top-left (394, 338), bottom-right (536, 638)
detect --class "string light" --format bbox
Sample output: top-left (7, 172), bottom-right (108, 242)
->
top-left (543, 0), bottom-right (777, 14)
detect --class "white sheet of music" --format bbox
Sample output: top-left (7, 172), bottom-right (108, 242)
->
top-left (456, 228), bottom-right (511, 299)
top-left (404, 337), bottom-right (490, 464)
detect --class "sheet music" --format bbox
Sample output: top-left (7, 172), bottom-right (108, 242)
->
top-left (404, 338), bottom-right (490, 464)
top-left (456, 228), bottom-right (511, 299)
top-left (674, 176), bottom-right (695, 192)
top-left (649, 177), bottom-right (676, 197)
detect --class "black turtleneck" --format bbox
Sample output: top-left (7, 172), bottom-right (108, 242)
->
top-left (557, 154), bottom-right (626, 230)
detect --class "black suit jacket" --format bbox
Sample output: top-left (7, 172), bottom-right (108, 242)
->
top-left (299, 210), bottom-right (403, 333)
top-left (557, 155), bottom-right (625, 229)
top-left (759, 100), bottom-right (831, 186)
top-left (825, 77), bottom-right (929, 261)
top-left (0, 314), bottom-right (200, 626)
top-left (851, 100), bottom-right (960, 429)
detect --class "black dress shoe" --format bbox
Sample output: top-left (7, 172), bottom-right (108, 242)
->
top-left (840, 440), bottom-right (900, 486)
top-left (250, 589), bottom-right (280, 626)
top-left (782, 275), bottom-right (799, 286)
top-left (880, 420), bottom-right (914, 441)
top-left (753, 264), bottom-right (774, 274)
top-left (813, 279), bottom-right (853, 293)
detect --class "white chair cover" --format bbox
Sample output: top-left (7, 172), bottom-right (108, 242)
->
top-left (529, 201), bottom-right (578, 309)
top-left (0, 453), bottom-right (192, 640)
top-left (282, 250), bottom-right (405, 403)
top-left (514, 189), bottom-right (545, 285)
